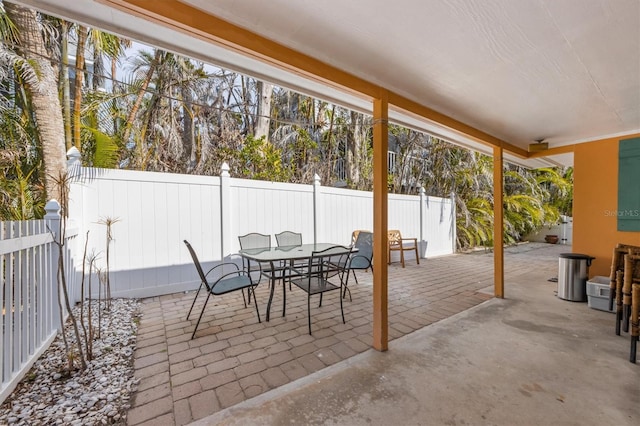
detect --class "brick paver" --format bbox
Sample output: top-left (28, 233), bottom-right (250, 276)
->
top-left (126, 243), bottom-right (563, 425)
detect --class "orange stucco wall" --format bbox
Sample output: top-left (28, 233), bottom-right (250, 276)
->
top-left (573, 134), bottom-right (640, 277)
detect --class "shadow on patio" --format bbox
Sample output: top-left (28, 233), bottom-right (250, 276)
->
top-left (126, 243), bottom-right (563, 425)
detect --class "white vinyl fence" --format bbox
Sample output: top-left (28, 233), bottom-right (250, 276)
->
top-left (0, 202), bottom-right (80, 404)
top-left (68, 165), bottom-right (456, 299)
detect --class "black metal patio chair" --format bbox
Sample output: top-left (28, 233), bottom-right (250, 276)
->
top-left (330, 231), bottom-right (373, 300)
top-left (275, 231), bottom-right (303, 247)
top-left (275, 231), bottom-right (304, 291)
top-left (184, 240), bottom-right (260, 339)
top-left (238, 232), bottom-right (272, 285)
top-left (290, 245), bottom-right (352, 335)
top-left (238, 232), bottom-right (287, 304)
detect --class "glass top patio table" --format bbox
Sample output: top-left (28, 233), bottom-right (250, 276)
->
top-left (239, 243), bottom-right (352, 321)
top-left (239, 243), bottom-right (344, 262)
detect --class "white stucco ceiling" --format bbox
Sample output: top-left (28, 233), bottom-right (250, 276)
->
top-left (14, 0), bottom-right (640, 168)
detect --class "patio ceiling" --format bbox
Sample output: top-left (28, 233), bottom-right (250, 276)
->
top-left (15, 0), bottom-right (640, 168)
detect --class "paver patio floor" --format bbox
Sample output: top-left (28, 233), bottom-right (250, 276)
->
top-left (126, 243), bottom-right (562, 425)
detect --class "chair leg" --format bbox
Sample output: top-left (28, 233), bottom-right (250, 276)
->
top-left (241, 288), bottom-right (247, 308)
top-left (186, 283), bottom-right (203, 320)
top-left (250, 285), bottom-right (261, 323)
top-left (307, 294), bottom-right (312, 335)
top-left (630, 283), bottom-right (639, 363)
top-left (351, 269), bottom-right (359, 285)
top-left (342, 270), bottom-right (352, 301)
top-left (191, 292), bottom-right (212, 340)
top-left (400, 249), bottom-right (405, 268)
top-left (340, 285), bottom-right (345, 324)
top-left (282, 277), bottom-right (287, 317)
top-left (616, 270), bottom-right (623, 335)
top-left (414, 245), bottom-right (420, 264)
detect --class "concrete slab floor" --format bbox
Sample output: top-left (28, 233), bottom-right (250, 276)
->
top-left (192, 247), bottom-right (640, 426)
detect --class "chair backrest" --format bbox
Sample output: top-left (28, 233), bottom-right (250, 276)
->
top-left (625, 254), bottom-right (640, 282)
top-left (351, 230), bottom-right (371, 245)
top-left (352, 231), bottom-right (373, 268)
top-left (388, 229), bottom-right (402, 244)
top-left (611, 244), bottom-right (640, 280)
top-left (238, 232), bottom-right (271, 250)
top-left (310, 245), bottom-right (353, 276)
top-left (275, 231), bottom-right (302, 247)
top-left (184, 240), bottom-right (211, 290)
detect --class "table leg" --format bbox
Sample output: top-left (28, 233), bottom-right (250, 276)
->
top-left (265, 277), bottom-right (276, 321)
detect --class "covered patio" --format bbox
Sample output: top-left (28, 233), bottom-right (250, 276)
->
top-left (125, 243), bottom-right (639, 425)
top-left (7, 1), bottom-right (639, 424)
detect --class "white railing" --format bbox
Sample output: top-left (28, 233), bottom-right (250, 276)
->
top-left (0, 201), bottom-right (80, 404)
top-left (68, 165), bottom-right (456, 299)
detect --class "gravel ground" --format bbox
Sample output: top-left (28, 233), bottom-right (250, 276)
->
top-left (0, 299), bottom-right (141, 425)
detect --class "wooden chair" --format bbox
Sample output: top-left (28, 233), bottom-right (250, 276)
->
top-left (387, 229), bottom-right (419, 268)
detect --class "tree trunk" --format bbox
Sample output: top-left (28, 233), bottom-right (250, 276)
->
top-left (73, 26), bottom-right (87, 149)
top-left (255, 81), bottom-right (273, 140)
top-left (6, 3), bottom-right (67, 202)
top-left (60, 21), bottom-right (72, 150)
top-left (347, 111), bottom-right (361, 186)
top-left (122, 49), bottom-right (160, 149)
top-left (181, 86), bottom-right (195, 171)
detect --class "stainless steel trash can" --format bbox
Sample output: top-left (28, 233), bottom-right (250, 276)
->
top-left (558, 253), bottom-right (595, 301)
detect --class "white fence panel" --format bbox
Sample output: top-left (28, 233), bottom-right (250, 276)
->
top-left (317, 185), bottom-right (373, 246)
top-left (0, 204), bottom-right (78, 405)
top-left (230, 179), bottom-right (315, 253)
top-left (70, 168), bottom-right (222, 298)
top-left (422, 196), bottom-right (456, 257)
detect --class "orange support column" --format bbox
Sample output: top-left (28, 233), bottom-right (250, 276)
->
top-left (493, 145), bottom-right (504, 298)
top-left (373, 92), bottom-right (389, 351)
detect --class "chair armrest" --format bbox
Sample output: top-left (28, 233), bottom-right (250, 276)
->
top-left (347, 254), bottom-right (372, 269)
top-left (205, 262), bottom-right (240, 278)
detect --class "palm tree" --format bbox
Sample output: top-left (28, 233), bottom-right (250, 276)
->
top-left (4, 2), bottom-right (66, 203)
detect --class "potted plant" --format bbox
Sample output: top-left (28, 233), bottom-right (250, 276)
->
top-left (545, 234), bottom-right (559, 244)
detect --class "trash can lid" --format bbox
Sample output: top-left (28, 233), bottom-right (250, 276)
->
top-left (559, 253), bottom-right (595, 260)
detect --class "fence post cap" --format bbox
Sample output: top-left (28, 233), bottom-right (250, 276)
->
top-left (44, 199), bottom-right (61, 218)
top-left (313, 174), bottom-right (321, 184)
top-left (221, 162), bottom-right (230, 177)
top-left (66, 147), bottom-right (81, 167)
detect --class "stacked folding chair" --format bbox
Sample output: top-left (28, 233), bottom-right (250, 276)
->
top-left (624, 253), bottom-right (640, 363)
top-left (609, 244), bottom-right (640, 335)
top-left (608, 243), bottom-right (640, 363)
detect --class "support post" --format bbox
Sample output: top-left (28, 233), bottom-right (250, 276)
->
top-left (373, 92), bottom-right (389, 351)
top-left (220, 163), bottom-right (232, 259)
top-left (450, 191), bottom-right (457, 254)
top-left (493, 146), bottom-right (504, 298)
top-left (313, 173), bottom-right (321, 244)
top-left (419, 186), bottom-right (426, 258)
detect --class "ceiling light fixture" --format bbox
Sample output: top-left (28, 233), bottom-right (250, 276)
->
top-left (528, 138), bottom-right (549, 153)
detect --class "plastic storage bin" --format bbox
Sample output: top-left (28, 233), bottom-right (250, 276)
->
top-left (586, 276), bottom-right (614, 313)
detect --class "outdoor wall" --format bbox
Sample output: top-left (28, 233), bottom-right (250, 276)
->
top-left (573, 134), bottom-right (640, 277)
top-left (69, 167), bottom-right (455, 298)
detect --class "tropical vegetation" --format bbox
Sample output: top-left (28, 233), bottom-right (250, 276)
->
top-left (0, 2), bottom-right (572, 249)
